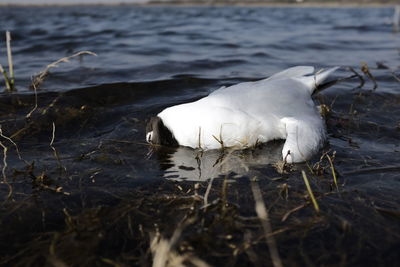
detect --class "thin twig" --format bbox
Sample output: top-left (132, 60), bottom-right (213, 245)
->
top-left (212, 125), bottom-right (225, 150)
top-left (31, 50), bottom-right (97, 90)
top-left (347, 66), bottom-right (365, 89)
top-left (281, 204), bottom-right (307, 222)
top-left (0, 140), bottom-right (12, 200)
top-left (50, 122), bottom-right (56, 148)
top-left (314, 73), bottom-right (360, 95)
top-left (26, 77), bottom-right (38, 118)
top-left (50, 122), bottom-right (65, 172)
top-left (251, 179), bottom-right (283, 267)
top-left (0, 64), bottom-right (11, 92)
top-left (41, 93), bottom-right (63, 116)
top-left (0, 125), bottom-right (28, 165)
top-left (198, 127), bottom-right (202, 149)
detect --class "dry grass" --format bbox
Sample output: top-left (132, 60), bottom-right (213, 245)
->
top-left (150, 230), bottom-right (210, 267)
top-left (0, 140), bottom-right (11, 200)
top-left (0, 64), bottom-right (12, 92)
top-left (251, 179), bottom-right (283, 267)
top-left (50, 122), bottom-right (65, 172)
top-left (0, 31), bottom-right (16, 92)
top-left (301, 170), bottom-right (320, 213)
top-left (360, 62), bottom-right (377, 90)
top-left (31, 51), bottom-right (97, 90)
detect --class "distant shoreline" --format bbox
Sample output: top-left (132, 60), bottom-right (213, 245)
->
top-left (0, 1), bottom-right (399, 8)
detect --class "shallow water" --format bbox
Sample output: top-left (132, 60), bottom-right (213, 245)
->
top-left (0, 5), bottom-right (399, 266)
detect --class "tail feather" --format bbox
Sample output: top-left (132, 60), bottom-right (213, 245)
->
top-left (297, 66), bottom-right (340, 94)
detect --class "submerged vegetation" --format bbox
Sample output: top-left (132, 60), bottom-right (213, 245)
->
top-left (0, 27), bottom-right (399, 267)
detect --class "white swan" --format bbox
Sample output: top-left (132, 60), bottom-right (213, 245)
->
top-left (146, 66), bottom-right (339, 163)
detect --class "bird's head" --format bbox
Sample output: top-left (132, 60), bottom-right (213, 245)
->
top-left (146, 116), bottom-right (178, 146)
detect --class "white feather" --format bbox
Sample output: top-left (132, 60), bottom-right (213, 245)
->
top-left (157, 66), bottom-right (339, 163)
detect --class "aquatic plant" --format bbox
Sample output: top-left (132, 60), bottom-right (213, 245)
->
top-left (0, 31), bottom-right (15, 92)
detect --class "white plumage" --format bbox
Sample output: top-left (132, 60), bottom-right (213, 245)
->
top-left (148, 66), bottom-right (339, 163)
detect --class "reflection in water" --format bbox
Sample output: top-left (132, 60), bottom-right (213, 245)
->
top-left (158, 141), bottom-right (284, 181)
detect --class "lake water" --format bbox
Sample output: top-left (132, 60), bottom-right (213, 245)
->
top-left (0, 5), bottom-right (399, 266)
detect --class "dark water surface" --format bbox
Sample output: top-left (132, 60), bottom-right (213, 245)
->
top-left (0, 5), bottom-right (399, 266)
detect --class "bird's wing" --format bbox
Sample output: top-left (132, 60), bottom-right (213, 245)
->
top-left (159, 103), bottom-right (263, 149)
top-left (211, 66), bottom-right (315, 95)
top-left (295, 66), bottom-right (340, 94)
top-left (266, 66), bottom-right (315, 81)
top-left (212, 66), bottom-right (339, 98)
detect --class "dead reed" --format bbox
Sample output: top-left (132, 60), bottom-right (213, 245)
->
top-left (0, 31), bottom-right (15, 92)
top-left (31, 51), bottom-right (97, 90)
top-left (5, 31), bottom-right (15, 91)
